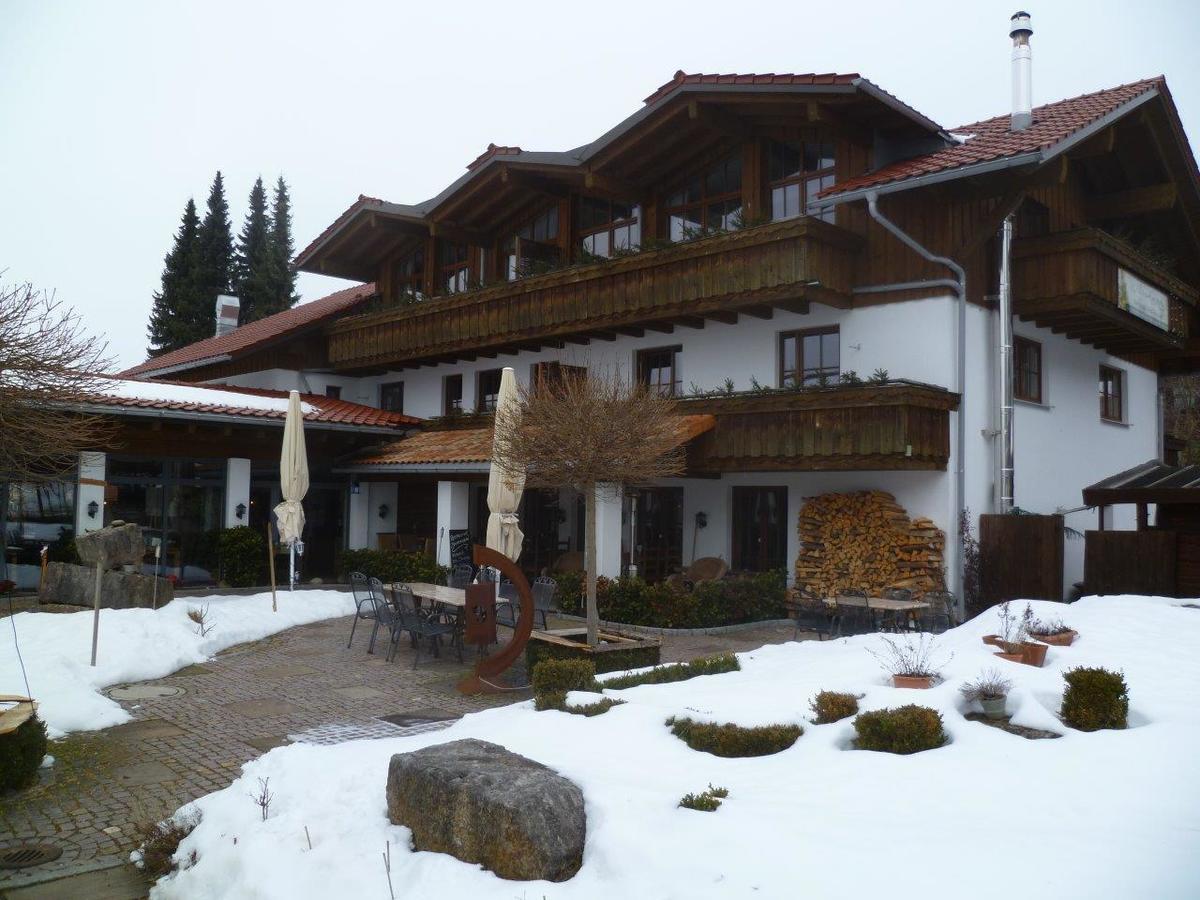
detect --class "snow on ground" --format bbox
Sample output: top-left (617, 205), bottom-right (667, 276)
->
top-left (153, 596), bottom-right (1200, 900)
top-left (1, 590), bottom-right (354, 736)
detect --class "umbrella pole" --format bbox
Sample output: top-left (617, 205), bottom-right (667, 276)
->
top-left (267, 522), bottom-right (278, 612)
top-left (289, 543), bottom-right (296, 592)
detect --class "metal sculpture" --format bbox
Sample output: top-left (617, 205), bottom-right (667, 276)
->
top-left (457, 544), bottom-right (533, 694)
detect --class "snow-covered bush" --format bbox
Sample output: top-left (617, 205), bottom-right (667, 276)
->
top-left (853, 705), bottom-right (947, 754)
top-left (1061, 667), bottom-right (1128, 731)
top-left (666, 717), bottom-right (802, 757)
top-left (809, 690), bottom-right (859, 724)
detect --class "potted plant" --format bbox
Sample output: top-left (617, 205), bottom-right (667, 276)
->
top-left (1029, 616), bottom-right (1077, 646)
top-left (992, 602), bottom-right (1046, 667)
top-left (869, 634), bottom-right (950, 689)
top-left (960, 669), bottom-right (1013, 720)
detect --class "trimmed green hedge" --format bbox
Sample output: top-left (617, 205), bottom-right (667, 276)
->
top-left (603, 653), bottom-right (740, 690)
top-left (525, 633), bottom-right (661, 675)
top-left (555, 569), bottom-right (787, 629)
top-left (809, 691), bottom-right (859, 724)
top-left (336, 548), bottom-right (447, 585)
top-left (217, 526), bottom-right (266, 587)
top-left (0, 713), bottom-right (48, 792)
top-left (853, 705), bottom-right (947, 754)
top-left (666, 717), bottom-right (802, 757)
top-left (1061, 667), bottom-right (1128, 731)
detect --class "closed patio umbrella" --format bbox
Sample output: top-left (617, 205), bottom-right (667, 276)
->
top-left (274, 390), bottom-right (309, 592)
top-left (486, 367), bottom-right (524, 562)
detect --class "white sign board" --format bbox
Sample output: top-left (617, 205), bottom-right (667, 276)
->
top-left (1118, 269), bottom-right (1169, 331)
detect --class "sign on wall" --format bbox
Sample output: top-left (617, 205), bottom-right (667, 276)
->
top-left (1118, 269), bottom-right (1169, 331)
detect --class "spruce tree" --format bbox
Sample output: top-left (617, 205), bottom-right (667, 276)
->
top-left (196, 171), bottom-right (235, 313)
top-left (234, 176), bottom-right (273, 323)
top-left (267, 176), bottom-right (299, 314)
top-left (146, 198), bottom-right (207, 355)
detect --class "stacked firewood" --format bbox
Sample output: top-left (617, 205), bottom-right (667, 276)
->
top-left (794, 490), bottom-right (945, 599)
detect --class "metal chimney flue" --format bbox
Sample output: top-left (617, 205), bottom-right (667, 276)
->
top-left (1009, 11), bottom-right (1033, 131)
top-left (215, 294), bottom-right (240, 336)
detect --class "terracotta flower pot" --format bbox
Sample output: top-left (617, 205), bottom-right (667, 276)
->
top-left (1031, 630), bottom-right (1077, 647)
top-left (994, 650), bottom-right (1024, 664)
top-left (892, 674), bottom-right (935, 689)
top-left (1020, 641), bottom-right (1048, 668)
top-left (982, 634), bottom-right (1004, 647)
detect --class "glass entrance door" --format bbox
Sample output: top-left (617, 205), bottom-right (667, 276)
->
top-left (731, 486), bottom-right (788, 572)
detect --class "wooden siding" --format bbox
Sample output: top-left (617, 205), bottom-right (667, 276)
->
top-left (681, 382), bottom-right (957, 473)
top-left (980, 513), bottom-right (1065, 604)
top-left (1084, 529), bottom-right (1177, 596)
top-left (326, 217), bottom-right (860, 371)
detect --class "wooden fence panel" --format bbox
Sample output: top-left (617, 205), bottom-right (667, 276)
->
top-left (979, 513), bottom-right (1064, 605)
top-left (1084, 530), bottom-right (1177, 597)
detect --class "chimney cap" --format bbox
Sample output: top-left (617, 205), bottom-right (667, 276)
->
top-left (1010, 11), bottom-right (1032, 38)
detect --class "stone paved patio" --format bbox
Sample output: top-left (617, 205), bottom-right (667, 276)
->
top-left (0, 608), bottom-right (798, 893)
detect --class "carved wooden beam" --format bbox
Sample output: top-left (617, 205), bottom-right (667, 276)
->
top-left (1085, 183), bottom-right (1178, 220)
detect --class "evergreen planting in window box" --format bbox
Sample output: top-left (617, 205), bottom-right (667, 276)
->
top-left (1060, 667), bottom-right (1128, 731)
top-left (666, 717), bottom-right (802, 757)
top-left (853, 705), bottom-right (947, 754)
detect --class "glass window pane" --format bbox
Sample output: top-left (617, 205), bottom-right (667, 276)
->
top-left (772, 187), bottom-right (785, 221)
top-left (705, 163), bottom-right (724, 196)
top-left (592, 231), bottom-right (610, 257)
top-left (822, 332), bottom-right (839, 369)
top-left (726, 155), bottom-right (742, 190)
top-left (786, 183), bottom-right (800, 218)
top-left (613, 226), bottom-right (629, 251)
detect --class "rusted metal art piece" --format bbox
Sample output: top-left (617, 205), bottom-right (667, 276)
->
top-left (458, 545), bottom-right (533, 695)
top-left (463, 582), bottom-right (498, 648)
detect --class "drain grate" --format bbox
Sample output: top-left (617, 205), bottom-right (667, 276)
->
top-left (0, 843), bottom-right (63, 869)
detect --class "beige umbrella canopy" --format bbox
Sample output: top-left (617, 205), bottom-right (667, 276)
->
top-left (486, 368), bottom-right (525, 562)
top-left (273, 391), bottom-right (309, 590)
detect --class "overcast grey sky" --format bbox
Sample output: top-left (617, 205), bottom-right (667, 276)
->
top-left (2, 0), bottom-right (1198, 370)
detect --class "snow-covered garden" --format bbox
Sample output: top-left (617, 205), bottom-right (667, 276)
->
top-left (2, 590), bottom-right (355, 736)
top-left (147, 595), bottom-right (1200, 899)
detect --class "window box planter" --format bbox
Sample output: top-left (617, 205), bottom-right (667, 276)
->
top-left (994, 642), bottom-right (1047, 667)
top-left (892, 674), bottom-right (936, 689)
top-left (981, 634), bottom-right (1004, 647)
top-left (1031, 629), bottom-right (1077, 647)
top-left (525, 628), bottom-right (662, 675)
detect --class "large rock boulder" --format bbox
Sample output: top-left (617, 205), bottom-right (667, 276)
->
top-left (39, 561), bottom-right (172, 609)
top-left (76, 523), bottom-right (145, 567)
top-left (386, 738), bottom-right (585, 882)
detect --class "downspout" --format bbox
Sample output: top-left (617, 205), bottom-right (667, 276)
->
top-left (997, 214), bottom-right (1016, 512)
top-left (865, 191), bottom-right (968, 602)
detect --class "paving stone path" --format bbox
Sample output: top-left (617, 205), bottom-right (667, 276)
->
top-left (0, 608), bottom-right (797, 894)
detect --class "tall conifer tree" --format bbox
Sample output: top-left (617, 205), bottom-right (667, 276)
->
top-left (146, 198), bottom-right (206, 355)
top-left (196, 171), bottom-right (235, 312)
top-left (235, 176), bottom-right (273, 323)
top-left (267, 176), bottom-right (299, 314)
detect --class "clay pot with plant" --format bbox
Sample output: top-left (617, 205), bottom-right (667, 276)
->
top-left (960, 669), bottom-right (1013, 720)
top-left (1029, 616), bottom-right (1077, 647)
top-left (992, 602), bottom-right (1047, 667)
top-left (870, 634), bottom-right (951, 689)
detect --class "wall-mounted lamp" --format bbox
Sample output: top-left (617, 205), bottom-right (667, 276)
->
top-left (235, 502), bottom-right (247, 520)
top-left (378, 503), bottom-right (390, 520)
top-left (351, 482), bottom-right (361, 495)
top-left (87, 500), bottom-right (99, 519)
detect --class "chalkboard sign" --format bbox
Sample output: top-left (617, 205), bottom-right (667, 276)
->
top-left (449, 529), bottom-right (472, 570)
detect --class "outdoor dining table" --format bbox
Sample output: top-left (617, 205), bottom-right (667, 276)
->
top-left (399, 582), bottom-right (467, 609)
top-left (824, 595), bottom-right (929, 612)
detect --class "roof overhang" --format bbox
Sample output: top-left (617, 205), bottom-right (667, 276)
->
top-left (1083, 459), bottom-right (1200, 506)
top-left (66, 402), bottom-right (409, 436)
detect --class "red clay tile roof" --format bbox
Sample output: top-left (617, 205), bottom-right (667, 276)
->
top-left (122, 282), bottom-right (376, 377)
top-left (350, 414), bottom-right (716, 466)
top-left (822, 78), bottom-right (1163, 199)
top-left (467, 144), bottom-right (524, 171)
top-left (90, 378), bottom-right (418, 429)
top-left (643, 71), bottom-right (861, 106)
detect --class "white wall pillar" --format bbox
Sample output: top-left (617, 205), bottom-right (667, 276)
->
top-left (594, 483), bottom-right (623, 578)
top-left (224, 458), bottom-right (251, 529)
top-left (436, 481), bottom-right (470, 566)
top-left (347, 483), bottom-right (369, 549)
top-left (76, 451), bottom-right (105, 536)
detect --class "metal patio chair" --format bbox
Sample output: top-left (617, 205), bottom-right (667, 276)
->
top-left (879, 587), bottom-right (914, 633)
top-left (532, 575), bottom-right (558, 630)
top-left (346, 571), bottom-right (375, 648)
top-left (835, 589), bottom-right (873, 636)
top-left (365, 576), bottom-right (393, 654)
top-left (917, 590), bottom-right (956, 634)
top-left (447, 564), bottom-right (474, 590)
top-left (392, 585), bottom-right (460, 668)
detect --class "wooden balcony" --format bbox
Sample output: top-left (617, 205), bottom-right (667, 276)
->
top-left (679, 381), bottom-right (959, 473)
top-left (326, 217), bottom-right (860, 371)
top-left (1012, 228), bottom-right (1197, 355)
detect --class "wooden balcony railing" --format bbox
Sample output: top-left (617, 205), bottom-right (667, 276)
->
top-left (679, 381), bottom-right (958, 473)
top-left (1012, 228), bottom-right (1197, 355)
top-left (326, 217), bottom-right (861, 371)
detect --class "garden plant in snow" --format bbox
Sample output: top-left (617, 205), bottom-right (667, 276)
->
top-left (868, 633), bottom-right (951, 684)
top-left (959, 669), bottom-right (1013, 720)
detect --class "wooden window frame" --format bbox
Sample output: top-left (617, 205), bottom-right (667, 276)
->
top-left (324, 384), bottom-right (342, 400)
top-left (1099, 365), bottom-right (1124, 423)
top-left (731, 486), bottom-right (788, 572)
top-left (578, 197), bottom-right (641, 259)
top-left (530, 361), bottom-right (586, 396)
top-left (503, 205), bottom-right (560, 281)
top-left (438, 241), bottom-right (471, 295)
top-left (1013, 337), bottom-right (1043, 404)
top-left (665, 153), bottom-right (743, 241)
top-left (636, 346), bottom-right (682, 398)
top-left (390, 247), bottom-right (425, 300)
top-left (476, 368), bottom-right (504, 413)
top-left (443, 374), bottom-right (463, 416)
top-left (767, 139), bottom-right (836, 224)
top-left (779, 326), bottom-right (840, 388)
top-left (378, 381), bottom-right (404, 413)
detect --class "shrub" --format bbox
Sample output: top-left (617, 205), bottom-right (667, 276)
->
top-left (959, 669), bottom-right (1012, 702)
top-left (809, 691), bottom-right (859, 724)
top-left (604, 653), bottom-right (739, 690)
top-left (336, 548), bottom-right (447, 585)
top-left (217, 526), bottom-right (266, 587)
top-left (532, 658), bottom-right (599, 695)
top-left (869, 634), bottom-right (950, 679)
top-left (560, 697), bottom-right (626, 717)
top-left (666, 717), bottom-right (802, 757)
top-left (853, 705), bottom-right (947, 754)
top-left (134, 812), bottom-right (200, 879)
top-left (1060, 667), bottom-right (1128, 731)
top-left (0, 713), bottom-right (48, 792)
top-left (679, 784), bottom-right (730, 812)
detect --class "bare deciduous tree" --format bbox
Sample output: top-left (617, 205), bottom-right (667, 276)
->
top-left (492, 370), bottom-right (686, 645)
top-left (0, 281), bottom-right (114, 484)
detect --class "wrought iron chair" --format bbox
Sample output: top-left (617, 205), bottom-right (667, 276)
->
top-left (392, 584), bottom-right (459, 668)
top-left (917, 590), bottom-right (956, 634)
top-left (346, 571), bottom-right (375, 648)
top-left (494, 581), bottom-right (521, 628)
top-left (447, 564), bottom-right (474, 590)
top-left (790, 588), bottom-right (834, 641)
top-left (531, 575), bottom-right (558, 630)
top-left (366, 581), bottom-right (404, 660)
top-left (835, 589), bottom-right (872, 636)
top-left (364, 576), bottom-right (392, 654)
top-left (879, 587), bottom-right (914, 633)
